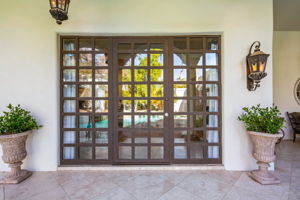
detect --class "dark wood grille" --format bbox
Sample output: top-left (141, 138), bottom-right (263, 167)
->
top-left (60, 36), bottom-right (222, 165)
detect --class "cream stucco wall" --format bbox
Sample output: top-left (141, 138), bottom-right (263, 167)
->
top-left (273, 31), bottom-right (300, 139)
top-left (0, 0), bottom-right (273, 171)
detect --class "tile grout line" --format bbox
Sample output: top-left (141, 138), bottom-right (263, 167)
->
top-left (220, 172), bottom-right (244, 200)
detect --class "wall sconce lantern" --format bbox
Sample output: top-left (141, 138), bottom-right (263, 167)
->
top-left (246, 41), bottom-right (269, 91)
top-left (49, 0), bottom-right (70, 25)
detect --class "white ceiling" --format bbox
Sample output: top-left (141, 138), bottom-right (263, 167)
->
top-left (274, 0), bottom-right (300, 31)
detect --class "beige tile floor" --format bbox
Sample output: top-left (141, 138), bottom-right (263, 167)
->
top-left (0, 140), bottom-right (299, 200)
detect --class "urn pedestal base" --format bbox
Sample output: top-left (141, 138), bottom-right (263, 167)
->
top-left (0, 170), bottom-right (32, 184)
top-left (248, 161), bottom-right (280, 185)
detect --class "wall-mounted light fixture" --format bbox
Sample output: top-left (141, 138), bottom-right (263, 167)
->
top-left (49, 0), bottom-right (70, 25)
top-left (246, 41), bottom-right (269, 91)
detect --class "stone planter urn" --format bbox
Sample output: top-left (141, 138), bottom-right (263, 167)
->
top-left (0, 131), bottom-right (32, 184)
top-left (248, 131), bottom-right (283, 185)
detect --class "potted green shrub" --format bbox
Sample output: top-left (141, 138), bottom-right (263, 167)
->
top-left (0, 104), bottom-right (42, 184)
top-left (238, 105), bottom-right (285, 185)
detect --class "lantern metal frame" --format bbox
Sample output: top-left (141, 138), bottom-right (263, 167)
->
top-left (246, 41), bottom-right (269, 91)
top-left (49, 0), bottom-right (70, 25)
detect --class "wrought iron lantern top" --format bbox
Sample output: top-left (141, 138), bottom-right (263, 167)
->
top-left (49, 0), bottom-right (70, 25)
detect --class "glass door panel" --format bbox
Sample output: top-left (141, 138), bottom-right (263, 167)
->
top-left (113, 39), bottom-right (170, 163)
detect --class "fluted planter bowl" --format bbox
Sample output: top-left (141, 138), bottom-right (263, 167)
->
top-left (0, 131), bottom-right (32, 184)
top-left (248, 131), bottom-right (283, 185)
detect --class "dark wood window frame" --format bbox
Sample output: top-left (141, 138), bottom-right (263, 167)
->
top-left (60, 35), bottom-right (222, 165)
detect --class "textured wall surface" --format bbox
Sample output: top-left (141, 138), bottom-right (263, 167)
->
top-left (0, 0), bottom-right (273, 171)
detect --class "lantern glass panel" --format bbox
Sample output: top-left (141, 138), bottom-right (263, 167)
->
top-left (50, 0), bottom-right (57, 8)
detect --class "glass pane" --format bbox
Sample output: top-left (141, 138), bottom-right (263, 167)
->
top-left (174, 99), bottom-right (187, 112)
top-left (190, 143), bottom-right (204, 159)
top-left (79, 54), bottom-right (92, 66)
top-left (95, 84), bottom-right (108, 97)
top-left (207, 130), bottom-right (219, 143)
top-left (135, 146), bottom-right (148, 159)
top-left (174, 84), bottom-right (187, 97)
top-left (206, 84), bottom-right (218, 96)
top-left (173, 69), bottom-right (187, 81)
top-left (190, 115), bottom-right (204, 128)
top-left (208, 146), bottom-right (219, 158)
top-left (150, 54), bottom-right (163, 66)
top-left (95, 39), bottom-right (108, 51)
top-left (79, 85), bottom-right (92, 97)
top-left (206, 69), bottom-right (218, 81)
top-left (150, 131), bottom-right (164, 143)
top-left (190, 37), bottom-right (203, 50)
top-left (118, 69), bottom-right (131, 82)
top-left (119, 146), bottom-right (132, 159)
top-left (118, 131), bottom-right (132, 143)
top-left (118, 85), bottom-right (132, 97)
top-left (134, 100), bottom-right (148, 112)
top-left (63, 69), bottom-right (76, 82)
top-left (63, 116), bottom-right (76, 128)
top-left (207, 115), bottom-right (218, 128)
top-left (63, 147), bottom-right (75, 160)
top-left (207, 38), bottom-right (219, 50)
top-left (190, 54), bottom-right (203, 66)
top-left (134, 84), bottom-right (148, 97)
top-left (95, 131), bottom-right (108, 144)
top-left (207, 100), bottom-right (218, 112)
top-left (150, 43), bottom-right (163, 51)
top-left (95, 100), bottom-right (108, 113)
top-left (63, 54), bottom-right (76, 66)
top-left (174, 130), bottom-right (187, 143)
top-left (189, 84), bottom-right (203, 97)
top-left (95, 69), bottom-right (108, 82)
top-left (118, 54), bottom-right (132, 66)
top-left (174, 37), bottom-right (187, 50)
top-left (95, 115), bottom-right (108, 128)
top-left (96, 147), bottom-right (108, 159)
top-left (63, 39), bottom-right (76, 51)
top-left (79, 69), bottom-right (92, 82)
top-left (118, 100), bottom-right (132, 112)
top-left (134, 43), bottom-right (148, 51)
top-left (190, 100), bottom-right (203, 112)
top-left (150, 84), bottom-right (163, 97)
top-left (79, 131), bottom-right (92, 143)
top-left (134, 115), bottom-right (148, 128)
top-left (174, 146), bottom-right (187, 159)
top-left (79, 115), bottom-right (92, 128)
top-left (189, 69), bottom-right (203, 81)
top-left (150, 115), bottom-right (164, 128)
top-left (150, 69), bottom-right (163, 82)
top-left (63, 100), bottom-right (75, 112)
top-left (174, 115), bottom-right (187, 128)
top-left (151, 146), bottom-right (164, 159)
top-left (118, 43), bottom-right (131, 50)
top-left (80, 147), bottom-right (92, 159)
top-left (95, 53), bottom-right (108, 66)
top-left (79, 39), bottom-right (92, 51)
top-left (134, 54), bottom-right (148, 66)
top-left (150, 100), bottom-right (164, 112)
top-left (118, 115), bottom-right (131, 128)
top-left (63, 131), bottom-right (75, 144)
top-left (190, 130), bottom-right (204, 142)
top-left (79, 100), bottom-right (92, 112)
top-left (134, 131), bottom-right (148, 143)
top-left (173, 54), bottom-right (187, 66)
top-left (206, 53), bottom-right (218, 66)
top-left (134, 69), bottom-right (148, 82)
top-left (63, 85), bottom-right (76, 97)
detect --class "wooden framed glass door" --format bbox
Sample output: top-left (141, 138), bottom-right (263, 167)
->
top-left (113, 39), bottom-right (171, 164)
top-left (60, 35), bottom-right (222, 165)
